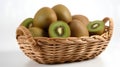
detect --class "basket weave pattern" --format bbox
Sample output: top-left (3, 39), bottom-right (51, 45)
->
top-left (16, 17), bottom-right (113, 64)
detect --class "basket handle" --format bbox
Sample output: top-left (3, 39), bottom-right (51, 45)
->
top-left (16, 26), bottom-right (33, 39)
top-left (103, 17), bottom-right (114, 39)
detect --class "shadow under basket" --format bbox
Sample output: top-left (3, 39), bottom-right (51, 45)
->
top-left (16, 17), bottom-right (113, 64)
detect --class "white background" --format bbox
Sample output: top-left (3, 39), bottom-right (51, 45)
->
top-left (0, 0), bottom-right (120, 67)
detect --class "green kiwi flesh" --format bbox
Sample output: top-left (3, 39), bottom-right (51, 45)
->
top-left (49, 21), bottom-right (71, 38)
top-left (87, 20), bottom-right (105, 35)
top-left (21, 18), bottom-right (33, 28)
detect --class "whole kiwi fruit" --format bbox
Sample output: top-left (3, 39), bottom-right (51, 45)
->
top-left (29, 27), bottom-right (44, 37)
top-left (49, 21), bottom-right (71, 38)
top-left (52, 4), bottom-right (72, 23)
top-left (20, 18), bottom-right (33, 28)
top-left (69, 19), bottom-right (89, 37)
top-left (72, 15), bottom-right (89, 26)
top-left (87, 20), bottom-right (105, 35)
top-left (33, 7), bottom-right (57, 29)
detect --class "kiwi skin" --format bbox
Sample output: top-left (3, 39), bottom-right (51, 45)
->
top-left (52, 4), bottom-right (72, 23)
top-left (87, 20), bottom-right (105, 35)
top-left (29, 27), bottom-right (44, 37)
top-left (33, 7), bottom-right (57, 29)
top-left (69, 19), bottom-right (89, 37)
top-left (72, 15), bottom-right (89, 26)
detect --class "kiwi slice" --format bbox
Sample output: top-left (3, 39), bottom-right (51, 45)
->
top-left (21, 18), bottom-right (33, 28)
top-left (87, 20), bottom-right (105, 35)
top-left (29, 27), bottom-right (44, 37)
top-left (49, 21), bottom-right (71, 38)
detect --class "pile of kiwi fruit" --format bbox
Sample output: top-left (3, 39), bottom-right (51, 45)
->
top-left (20, 4), bottom-right (105, 38)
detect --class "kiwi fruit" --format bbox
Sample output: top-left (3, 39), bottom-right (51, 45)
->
top-left (72, 15), bottom-right (89, 26)
top-left (20, 18), bottom-right (33, 28)
top-left (49, 21), bottom-right (71, 38)
top-left (29, 27), bottom-right (44, 37)
top-left (52, 4), bottom-right (72, 23)
top-left (33, 7), bottom-right (57, 29)
top-left (87, 20), bottom-right (105, 35)
top-left (69, 19), bottom-right (89, 37)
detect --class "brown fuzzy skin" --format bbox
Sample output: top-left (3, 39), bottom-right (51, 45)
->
top-left (52, 4), bottom-right (72, 23)
top-left (29, 27), bottom-right (44, 37)
top-left (69, 19), bottom-right (89, 37)
top-left (72, 15), bottom-right (89, 26)
top-left (33, 7), bottom-right (57, 29)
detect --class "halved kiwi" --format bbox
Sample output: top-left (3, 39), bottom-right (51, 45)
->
top-left (20, 18), bottom-right (33, 28)
top-left (49, 21), bottom-right (71, 38)
top-left (87, 20), bottom-right (105, 35)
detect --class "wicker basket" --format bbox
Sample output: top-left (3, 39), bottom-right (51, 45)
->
top-left (16, 17), bottom-right (113, 64)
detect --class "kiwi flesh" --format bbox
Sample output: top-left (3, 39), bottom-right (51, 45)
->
top-left (29, 27), bottom-right (44, 37)
top-left (69, 19), bottom-right (89, 37)
top-left (21, 18), bottom-right (33, 28)
top-left (52, 4), bottom-right (72, 23)
top-left (87, 20), bottom-right (105, 35)
top-left (49, 21), bottom-right (71, 38)
top-left (72, 15), bottom-right (89, 26)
